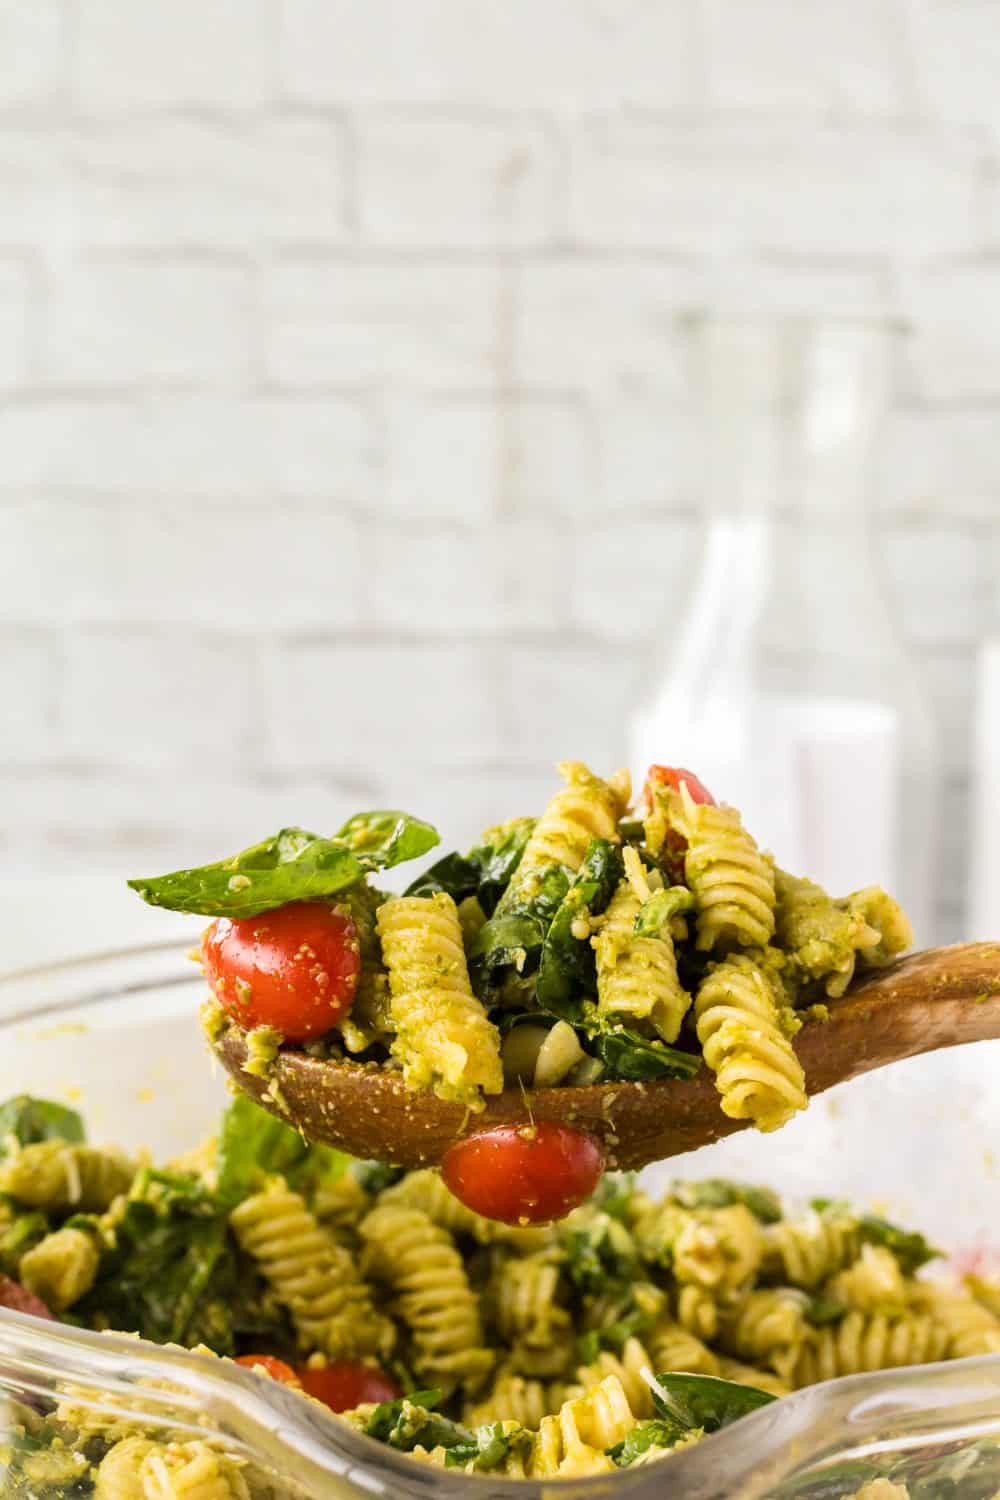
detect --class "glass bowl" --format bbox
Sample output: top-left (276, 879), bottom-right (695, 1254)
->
top-left (1, 942), bottom-right (999, 1499)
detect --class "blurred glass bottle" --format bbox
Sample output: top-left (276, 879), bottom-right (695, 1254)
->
top-left (630, 316), bottom-right (938, 942)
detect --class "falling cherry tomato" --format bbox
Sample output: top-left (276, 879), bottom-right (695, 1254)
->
top-left (442, 1123), bottom-right (605, 1225)
top-left (202, 901), bottom-right (361, 1041)
top-left (235, 1354), bottom-right (302, 1387)
top-left (297, 1361), bottom-right (401, 1412)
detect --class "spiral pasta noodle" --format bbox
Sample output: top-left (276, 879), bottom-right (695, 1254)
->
top-left (531, 1376), bottom-right (637, 1479)
top-left (360, 1204), bottom-right (493, 1389)
top-left (500, 762), bottom-right (629, 897)
top-left (763, 1208), bottom-right (860, 1288)
top-left (669, 783), bottom-right (776, 952)
top-left (229, 1180), bottom-right (392, 1359)
top-left (675, 1283), bottom-right (720, 1342)
top-left (491, 1250), bottom-right (571, 1351)
top-left (593, 876), bottom-right (692, 1043)
top-left (0, 1141), bottom-right (136, 1213)
top-left (94, 1437), bottom-right (249, 1500)
top-left (694, 954), bottom-right (807, 1131)
top-left (648, 1318), bottom-right (720, 1376)
top-left (464, 1373), bottom-right (574, 1431)
top-left (793, 1308), bottom-right (950, 1387)
top-left (909, 1281), bottom-right (1000, 1358)
top-left (575, 1336), bottom-right (655, 1418)
top-left (828, 1245), bottom-right (908, 1316)
top-left (672, 1205), bottom-right (765, 1293)
top-left (376, 892), bottom-right (503, 1107)
top-left (720, 1288), bottom-right (811, 1381)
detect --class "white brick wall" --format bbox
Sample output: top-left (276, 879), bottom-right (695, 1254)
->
top-left (1, 0), bottom-right (998, 945)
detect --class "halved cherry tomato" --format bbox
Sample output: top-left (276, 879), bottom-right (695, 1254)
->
top-left (202, 901), bottom-right (361, 1041)
top-left (442, 1123), bottom-right (605, 1225)
top-left (235, 1354), bottom-right (302, 1387)
top-left (297, 1360), bottom-right (401, 1412)
top-left (0, 1274), bottom-right (53, 1320)
top-left (644, 765), bottom-right (716, 808)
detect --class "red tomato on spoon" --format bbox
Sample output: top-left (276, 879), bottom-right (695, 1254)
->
top-left (442, 1123), bottom-right (605, 1225)
top-left (202, 901), bottom-right (361, 1041)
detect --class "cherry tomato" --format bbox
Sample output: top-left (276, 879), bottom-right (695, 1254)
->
top-left (202, 902), bottom-right (361, 1041)
top-left (644, 764), bottom-right (716, 808)
top-left (442, 1123), bottom-right (605, 1225)
top-left (235, 1354), bottom-right (302, 1387)
top-left (0, 1275), bottom-right (53, 1320)
top-left (296, 1360), bottom-right (400, 1412)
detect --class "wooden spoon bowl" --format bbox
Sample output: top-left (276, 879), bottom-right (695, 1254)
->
top-left (213, 942), bottom-right (1000, 1172)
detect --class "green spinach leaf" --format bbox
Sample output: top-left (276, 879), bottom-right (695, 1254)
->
top-left (536, 840), bottom-right (623, 1019)
top-left (404, 851), bottom-right (480, 903)
top-left (129, 813), bottom-right (438, 918)
top-left (857, 1214), bottom-right (941, 1276)
top-left (649, 1372), bottom-right (776, 1436)
top-left (216, 1095), bottom-right (347, 1206)
top-left (0, 1096), bottom-right (84, 1151)
top-left (444, 1423), bottom-right (532, 1472)
top-left (591, 1025), bottom-right (701, 1082)
top-left (405, 818), bottom-right (535, 916)
top-left (671, 1178), bottom-right (782, 1224)
top-left (334, 810), bottom-right (439, 870)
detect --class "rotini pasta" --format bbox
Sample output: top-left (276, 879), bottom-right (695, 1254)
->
top-left (763, 1207), bottom-right (860, 1288)
top-left (490, 1249), bottom-right (571, 1351)
top-left (694, 953), bottom-right (807, 1131)
top-left (828, 1245), bottom-right (908, 1316)
top-left (531, 1375), bottom-right (637, 1478)
top-left (0, 1142), bottom-right (136, 1214)
top-left (793, 1309), bottom-right (950, 1387)
top-left (229, 1180), bottom-right (393, 1359)
top-left (501, 762), bottom-right (629, 894)
top-left (592, 871), bottom-right (692, 1043)
top-left (376, 892), bottom-right (503, 1107)
top-left (359, 1203), bottom-right (493, 1389)
top-left (668, 782), bottom-right (776, 951)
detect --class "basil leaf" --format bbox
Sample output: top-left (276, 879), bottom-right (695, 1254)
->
top-left (670, 1178), bottom-right (782, 1224)
top-left (536, 840), bottom-right (623, 1019)
top-left (649, 1373), bottom-right (776, 1435)
top-left (335, 810), bottom-right (440, 870)
top-left (591, 1026), bottom-right (701, 1082)
top-left (128, 826), bottom-right (364, 918)
top-left (857, 1214), bottom-right (941, 1276)
top-left (216, 1095), bottom-right (347, 1206)
top-left (469, 915), bottom-right (546, 971)
top-left (610, 1420), bottom-right (683, 1467)
top-left (0, 1096), bottom-right (85, 1151)
top-left (634, 885), bottom-right (694, 938)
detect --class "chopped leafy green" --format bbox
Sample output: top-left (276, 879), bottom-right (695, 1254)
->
top-left (406, 818), bottom-right (535, 917)
top-left (129, 814), bottom-right (438, 918)
top-left (0, 1096), bottom-right (84, 1151)
top-left (562, 1214), bottom-right (639, 1294)
top-left (351, 1160), bottom-right (405, 1195)
top-left (805, 1294), bottom-right (847, 1327)
top-left (649, 1372), bottom-right (776, 1436)
top-left (577, 1305), bottom-right (654, 1364)
top-left (609, 1419), bottom-right (684, 1467)
top-left (469, 914), bottom-right (547, 976)
top-left (857, 1214), bottom-right (941, 1276)
top-left (671, 1178), bottom-right (783, 1224)
top-left (590, 1025), bottom-right (701, 1082)
top-left (536, 840), bottom-right (623, 1018)
top-left (216, 1095), bottom-right (347, 1206)
top-left (811, 1200), bottom-right (941, 1276)
top-left (444, 1422), bottom-right (532, 1472)
top-left (633, 884), bottom-right (694, 938)
top-left (362, 1390), bottom-right (467, 1452)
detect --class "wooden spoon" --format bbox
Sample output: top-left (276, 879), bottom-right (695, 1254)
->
top-left (212, 942), bottom-right (1000, 1172)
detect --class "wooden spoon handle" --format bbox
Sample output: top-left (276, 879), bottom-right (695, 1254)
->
top-left (213, 942), bottom-right (1000, 1172)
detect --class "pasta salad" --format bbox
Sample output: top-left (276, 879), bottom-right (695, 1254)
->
top-left (1, 1091), bottom-right (998, 1491)
top-left (129, 760), bottom-right (912, 1149)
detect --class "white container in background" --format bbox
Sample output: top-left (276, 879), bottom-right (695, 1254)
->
top-left (969, 640), bottom-right (1000, 941)
top-left (630, 316), bottom-right (938, 938)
